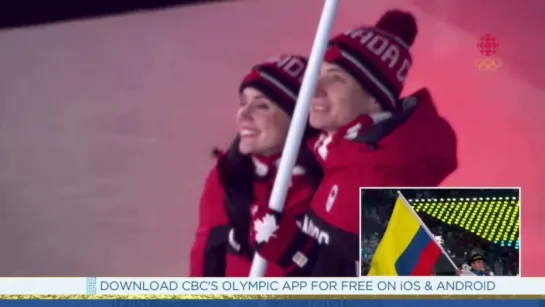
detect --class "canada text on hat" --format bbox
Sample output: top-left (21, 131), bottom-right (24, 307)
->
top-left (264, 55), bottom-right (306, 83)
top-left (343, 27), bottom-right (412, 84)
top-left (240, 55), bottom-right (308, 114)
top-left (325, 10), bottom-right (418, 111)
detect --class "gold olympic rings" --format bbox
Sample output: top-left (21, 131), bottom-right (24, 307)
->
top-left (475, 57), bottom-right (502, 71)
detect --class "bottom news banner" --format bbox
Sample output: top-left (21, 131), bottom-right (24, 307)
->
top-left (0, 277), bottom-right (544, 305)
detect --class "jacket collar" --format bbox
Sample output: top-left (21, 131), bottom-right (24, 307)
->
top-left (313, 112), bottom-right (392, 161)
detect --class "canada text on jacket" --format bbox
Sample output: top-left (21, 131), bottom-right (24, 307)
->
top-left (298, 215), bottom-right (330, 245)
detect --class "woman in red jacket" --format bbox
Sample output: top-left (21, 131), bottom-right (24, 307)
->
top-left (189, 55), bottom-right (322, 277)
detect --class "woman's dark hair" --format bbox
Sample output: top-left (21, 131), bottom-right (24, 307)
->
top-left (213, 134), bottom-right (323, 258)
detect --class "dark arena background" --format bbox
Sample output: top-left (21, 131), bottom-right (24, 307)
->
top-left (360, 189), bottom-right (520, 276)
top-left (0, 0), bottom-right (230, 30)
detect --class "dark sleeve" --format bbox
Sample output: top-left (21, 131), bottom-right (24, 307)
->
top-left (189, 167), bottom-right (230, 276)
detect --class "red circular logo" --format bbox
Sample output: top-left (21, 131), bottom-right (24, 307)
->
top-left (477, 34), bottom-right (499, 56)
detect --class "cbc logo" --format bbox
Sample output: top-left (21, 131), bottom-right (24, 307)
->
top-left (475, 34), bottom-right (502, 72)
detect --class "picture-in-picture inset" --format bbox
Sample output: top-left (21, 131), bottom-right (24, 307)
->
top-left (360, 188), bottom-right (520, 276)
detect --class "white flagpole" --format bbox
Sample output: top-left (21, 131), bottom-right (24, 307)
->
top-left (248, 0), bottom-right (340, 277)
top-left (396, 191), bottom-right (459, 272)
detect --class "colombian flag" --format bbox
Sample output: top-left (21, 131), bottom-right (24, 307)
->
top-left (368, 195), bottom-right (442, 276)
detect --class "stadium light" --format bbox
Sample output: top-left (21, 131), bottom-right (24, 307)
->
top-left (412, 195), bottom-right (519, 247)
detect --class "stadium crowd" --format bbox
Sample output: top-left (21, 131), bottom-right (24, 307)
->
top-left (360, 189), bottom-right (520, 276)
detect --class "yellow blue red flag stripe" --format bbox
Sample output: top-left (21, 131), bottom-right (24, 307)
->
top-left (368, 196), bottom-right (441, 276)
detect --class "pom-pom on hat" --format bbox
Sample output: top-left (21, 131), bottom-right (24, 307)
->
top-left (325, 9), bottom-right (418, 112)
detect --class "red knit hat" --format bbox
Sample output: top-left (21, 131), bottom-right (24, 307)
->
top-left (239, 55), bottom-right (319, 139)
top-left (240, 55), bottom-right (308, 116)
top-left (325, 9), bottom-right (418, 112)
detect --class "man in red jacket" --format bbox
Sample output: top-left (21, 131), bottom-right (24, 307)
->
top-left (251, 9), bottom-right (458, 276)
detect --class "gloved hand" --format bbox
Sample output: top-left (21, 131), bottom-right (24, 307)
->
top-left (214, 145), bottom-right (255, 260)
top-left (223, 189), bottom-right (254, 260)
top-left (250, 204), bottom-right (319, 275)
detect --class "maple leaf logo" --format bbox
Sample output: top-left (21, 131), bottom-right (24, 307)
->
top-left (253, 213), bottom-right (279, 244)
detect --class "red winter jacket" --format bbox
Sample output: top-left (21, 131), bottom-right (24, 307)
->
top-left (189, 155), bottom-right (317, 277)
top-left (302, 88), bottom-right (458, 276)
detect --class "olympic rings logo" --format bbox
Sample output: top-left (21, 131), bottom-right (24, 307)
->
top-left (475, 57), bottom-right (502, 71)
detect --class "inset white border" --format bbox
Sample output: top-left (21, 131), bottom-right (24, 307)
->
top-left (358, 186), bottom-right (522, 277)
